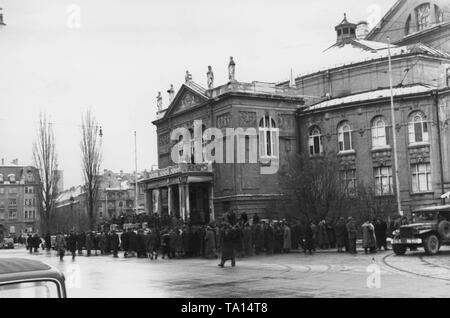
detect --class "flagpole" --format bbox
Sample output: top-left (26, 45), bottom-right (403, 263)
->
top-left (134, 131), bottom-right (138, 214)
top-left (387, 36), bottom-right (403, 217)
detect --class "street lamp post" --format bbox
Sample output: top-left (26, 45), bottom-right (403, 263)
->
top-left (387, 37), bottom-right (403, 217)
top-left (69, 196), bottom-right (75, 231)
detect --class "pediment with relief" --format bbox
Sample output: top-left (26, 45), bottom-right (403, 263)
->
top-left (164, 84), bottom-right (209, 117)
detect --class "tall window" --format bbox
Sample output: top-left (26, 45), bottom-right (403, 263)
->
top-left (309, 126), bottom-right (323, 156)
top-left (338, 121), bottom-right (353, 152)
top-left (408, 112), bottom-right (429, 144)
top-left (412, 163), bottom-right (432, 193)
top-left (259, 116), bottom-right (278, 157)
top-left (416, 3), bottom-right (431, 31)
top-left (341, 169), bottom-right (357, 196)
top-left (374, 167), bottom-right (393, 196)
top-left (371, 117), bottom-right (387, 148)
top-left (0, 174), bottom-right (3, 183)
top-left (8, 209), bottom-right (17, 220)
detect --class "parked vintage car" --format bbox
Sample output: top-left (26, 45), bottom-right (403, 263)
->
top-left (0, 238), bottom-right (14, 249)
top-left (0, 258), bottom-right (67, 298)
top-left (392, 205), bottom-right (450, 255)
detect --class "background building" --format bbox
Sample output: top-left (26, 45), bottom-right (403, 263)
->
top-left (0, 164), bottom-right (41, 238)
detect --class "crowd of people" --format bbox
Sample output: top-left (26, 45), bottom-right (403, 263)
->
top-left (21, 211), bottom-right (410, 266)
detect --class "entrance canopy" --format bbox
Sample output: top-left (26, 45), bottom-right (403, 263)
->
top-left (139, 162), bottom-right (214, 223)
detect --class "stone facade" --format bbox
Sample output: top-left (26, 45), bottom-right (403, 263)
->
top-left (0, 165), bottom-right (41, 238)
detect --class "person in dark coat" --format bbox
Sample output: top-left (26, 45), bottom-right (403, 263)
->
top-left (128, 229), bottom-right (138, 258)
top-left (346, 217), bottom-right (358, 254)
top-left (326, 220), bottom-right (336, 249)
top-left (27, 235), bottom-right (33, 253)
top-left (181, 227), bottom-right (190, 257)
top-left (45, 233), bottom-right (52, 251)
top-left (218, 224), bottom-right (236, 267)
top-left (76, 232), bottom-right (85, 255)
top-left (85, 232), bottom-right (93, 256)
top-left (161, 231), bottom-right (171, 259)
top-left (252, 213), bottom-right (260, 225)
top-left (233, 225), bottom-right (244, 257)
top-left (33, 234), bottom-right (41, 252)
top-left (374, 218), bottom-right (388, 251)
top-left (204, 226), bottom-right (217, 259)
top-left (263, 223), bottom-right (274, 255)
top-left (273, 224), bottom-right (284, 254)
top-left (110, 231), bottom-right (120, 257)
top-left (93, 233), bottom-right (99, 256)
top-left (136, 230), bottom-right (147, 258)
top-left (169, 229), bottom-right (178, 258)
top-left (67, 232), bottom-right (78, 260)
top-left (240, 212), bottom-right (248, 224)
top-left (334, 217), bottom-right (347, 253)
top-left (253, 223), bottom-right (264, 255)
top-left (242, 223), bottom-right (253, 257)
top-left (121, 230), bottom-right (130, 257)
top-left (304, 222), bottom-right (315, 255)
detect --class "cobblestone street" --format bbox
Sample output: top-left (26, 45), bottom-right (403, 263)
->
top-left (1, 247), bottom-right (449, 298)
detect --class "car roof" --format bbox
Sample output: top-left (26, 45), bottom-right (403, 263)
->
top-left (0, 258), bottom-right (65, 284)
top-left (412, 205), bottom-right (450, 213)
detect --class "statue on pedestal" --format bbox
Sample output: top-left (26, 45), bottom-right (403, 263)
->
top-left (167, 84), bottom-right (175, 102)
top-left (157, 92), bottom-right (162, 112)
top-left (185, 70), bottom-right (192, 83)
top-left (228, 57), bottom-right (235, 82)
top-left (206, 66), bottom-right (214, 89)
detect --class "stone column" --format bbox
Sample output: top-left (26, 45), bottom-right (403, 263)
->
top-left (208, 183), bottom-right (215, 222)
top-left (186, 183), bottom-right (190, 221)
top-left (168, 186), bottom-right (173, 216)
top-left (179, 184), bottom-right (185, 221)
top-left (145, 189), bottom-right (153, 214)
top-left (156, 189), bottom-right (162, 215)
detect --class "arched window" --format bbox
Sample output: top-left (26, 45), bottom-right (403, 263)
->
top-left (416, 3), bottom-right (431, 31)
top-left (259, 116), bottom-right (278, 158)
top-left (8, 174), bottom-right (16, 183)
top-left (309, 126), bottom-right (323, 156)
top-left (371, 117), bottom-right (387, 148)
top-left (338, 121), bottom-right (353, 152)
top-left (408, 112), bottom-right (429, 144)
top-left (405, 14), bottom-right (412, 35)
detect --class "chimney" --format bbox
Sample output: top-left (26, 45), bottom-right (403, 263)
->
top-left (356, 21), bottom-right (369, 40)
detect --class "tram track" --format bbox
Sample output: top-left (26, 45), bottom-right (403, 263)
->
top-left (381, 252), bottom-right (450, 282)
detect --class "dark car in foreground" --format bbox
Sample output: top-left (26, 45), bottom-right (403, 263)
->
top-left (0, 258), bottom-right (67, 298)
top-left (393, 205), bottom-right (450, 256)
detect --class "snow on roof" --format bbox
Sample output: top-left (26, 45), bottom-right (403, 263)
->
top-left (307, 84), bottom-right (435, 111)
top-left (296, 41), bottom-right (450, 79)
top-left (55, 186), bottom-right (84, 203)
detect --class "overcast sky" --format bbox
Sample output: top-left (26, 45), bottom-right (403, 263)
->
top-left (0, 0), bottom-right (396, 189)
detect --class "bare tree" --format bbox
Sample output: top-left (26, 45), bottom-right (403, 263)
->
top-left (80, 110), bottom-right (102, 231)
top-left (279, 152), bottom-right (350, 223)
top-left (33, 114), bottom-right (59, 234)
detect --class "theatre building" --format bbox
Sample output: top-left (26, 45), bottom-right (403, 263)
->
top-left (139, 75), bottom-right (304, 224)
top-left (283, 8), bottom-right (450, 216)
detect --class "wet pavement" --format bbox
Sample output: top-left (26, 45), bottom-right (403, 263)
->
top-left (1, 247), bottom-right (449, 298)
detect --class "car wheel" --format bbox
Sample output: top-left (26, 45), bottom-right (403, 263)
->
top-left (423, 234), bottom-right (440, 255)
top-left (393, 244), bottom-right (407, 255)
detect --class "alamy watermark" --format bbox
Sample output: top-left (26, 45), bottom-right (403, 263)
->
top-left (366, 263), bottom-right (381, 289)
top-left (170, 120), bottom-right (280, 175)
